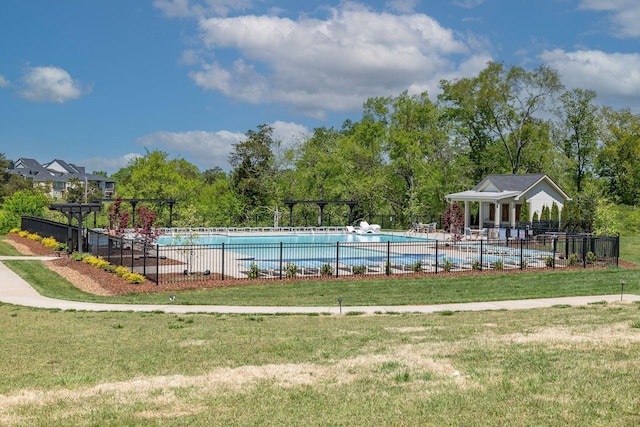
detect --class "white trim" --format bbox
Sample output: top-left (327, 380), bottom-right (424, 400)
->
top-left (445, 190), bottom-right (520, 202)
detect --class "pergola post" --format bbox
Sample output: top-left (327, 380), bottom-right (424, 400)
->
top-left (49, 203), bottom-right (102, 253)
top-left (316, 201), bottom-right (328, 226)
top-left (283, 200), bottom-right (358, 227)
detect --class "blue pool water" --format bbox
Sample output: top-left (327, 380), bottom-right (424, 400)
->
top-left (156, 232), bottom-right (431, 246)
top-left (156, 232), bottom-right (434, 263)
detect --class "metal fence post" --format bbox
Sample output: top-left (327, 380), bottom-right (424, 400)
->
top-left (279, 242), bottom-right (283, 280)
top-left (335, 242), bottom-right (340, 277)
top-left (520, 239), bottom-right (524, 270)
top-left (221, 242), bottom-right (225, 280)
top-left (386, 241), bottom-right (391, 276)
top-left (435, 240), bottom-right (439, 274)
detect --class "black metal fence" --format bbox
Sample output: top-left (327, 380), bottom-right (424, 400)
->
top-left (84, 229), bottom-right (619, 285)
top-left (21, 216), bottom-right (80, 253)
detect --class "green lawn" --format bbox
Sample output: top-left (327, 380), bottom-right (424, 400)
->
top-left (2, 236), bottom-right (640, 425)
top-left (1, 301), bottom-right (639, 425)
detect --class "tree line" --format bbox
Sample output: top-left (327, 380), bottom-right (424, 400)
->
top-left (1, 61), bottom-right (639, 235)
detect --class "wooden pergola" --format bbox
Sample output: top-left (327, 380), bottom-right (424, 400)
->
top-left (283, 200), bottom-right (358, 227)
top-left (102, 198), bottom-right (177, 228)
top-left (49, 203), bottom-right (103, 253)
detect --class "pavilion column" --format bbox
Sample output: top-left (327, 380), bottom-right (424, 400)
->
top-left (464, 201), bottom-right (470, 228)
top-left (510, 201), bottom-right (516, 228)
top-left (494, 203), bottom-right (501, 228)
top-left (478, 202), bottom-right (484, 229)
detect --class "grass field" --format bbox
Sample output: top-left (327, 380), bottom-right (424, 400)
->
top-left (1, 235), bottom-right (639, 425)
top-left (1, 301), bottom-right (640, 425)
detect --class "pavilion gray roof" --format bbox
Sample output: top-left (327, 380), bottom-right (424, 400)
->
top-left (472, 174), bottom-right (547, 192)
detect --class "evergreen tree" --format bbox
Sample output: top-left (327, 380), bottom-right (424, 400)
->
top-left (519, 197), bottom-right (530, 223)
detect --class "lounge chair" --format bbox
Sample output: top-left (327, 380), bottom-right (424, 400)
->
top-left (240, 261), bottom-right (281, 278)
top-left (293, 260), bottom-right (327, 275)
top-left (389, 255), bottom-right (427, 272)
top-left (339, 257), bottom-right (383, 273)
top-left (346, 225), bottom-right (363, 234)
top-left (359, 221), bottom-right (381, 234)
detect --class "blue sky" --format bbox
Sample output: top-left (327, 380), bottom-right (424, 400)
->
top-left (1, 0), bottom-right (639, 174)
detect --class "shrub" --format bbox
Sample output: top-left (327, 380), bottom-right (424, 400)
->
top-left (247, 262), bottom-right (260, 279)
top-left (471, 259), bottom-right (481, 271)
top-left (409, 260), bottom-right (422, 272)
top-left (442, 258), bottom-right (453, 272)
top-left (544, 256), bottom-right (554, 267)
top-left (520, 259), bottom-right (528, 269)
top-left (568, 253), bottom-right (579, 266)
top-left (83, 255), bottom-right (110, 270)
top-left (493, 260), bottom-right (504, 270)
top-left (320, 263), bottom-right (334, 276)
top-left (70, 252), bottom-right (85, 261)
top-left (585, 251), bottom-right (597, 265)
top-left (285, 263), bottom-right (298, 278)
top-left (9, 228), bottom-right (20, 234)
top-left (114, 266), bottom-right (130, 277)
top-left (123, 272), bottom-right (145, 284)
top-left (54, 242), bottom-right (68, 252)
top-left (27, 233), bottom-right (42, 242)
top-left (351, 265), bottom-right (367, 275)
top-left (103, 264), bottom-right (118, 273)
top-left (41, 237), bottom-right (60, 249)
top-left (18, 230), bottom-right (28, 238)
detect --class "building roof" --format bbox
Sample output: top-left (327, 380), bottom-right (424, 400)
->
top-left (446, 174), bottom-right (570, 202)
top-left (7, 157), bottom-right (115, 184)
top-left (472, 174), bottom-right (547, 192)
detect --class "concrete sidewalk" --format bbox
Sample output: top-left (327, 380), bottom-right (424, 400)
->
top-left (1, 257), bottom-right (639, 314)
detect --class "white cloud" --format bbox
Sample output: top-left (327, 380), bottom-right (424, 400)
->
top-left (0, 75), bottom-right (9, 88)
top-left (452, 0), bottom-right (485, 8)
top-left (540, 49), bottom-right (640, 103)
top-left (19, 66), bottom-right (90, 103)
top-left (579, 0), bottom-right (640, 38)
top-left (154, 0), bottom-right (254, 18)
top-left (386, 0), bottom-right (419, 14)
top-left (80, 153), bottom-right (141, 175)
top-left (133, 122), bottom-right (310, 171)
top-left (187, 3), bottom-right (484, 117)
top-left (270, 121), bottom-right (311, 148)
top-left (135, 129), bottom-right (245, 171)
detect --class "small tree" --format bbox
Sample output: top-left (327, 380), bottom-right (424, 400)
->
top-left (532, 211), bottom-right (539, 222)
top-left (442, 202), bottom-right (464, 238)
top-left (540, 205), bottom-right (550, 221)
top-left (550, 202), bottom-right (559, 222)
top-left (134, 205), bottom-right (161, 244)
top-left (519, 197), bottom-right (530, 224)
top-left (107, 196), bottom-right (130, 234)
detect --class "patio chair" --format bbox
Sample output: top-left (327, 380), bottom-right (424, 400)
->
top-left (464, 227), bottom-right (473, 240)
top-left (359, 221), bottom-right (381, 234)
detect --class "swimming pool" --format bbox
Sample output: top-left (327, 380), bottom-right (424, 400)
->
top-left (155, 232), bottom-right (435, 266)
top-left (156, 232), bottom-right (432, 246)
